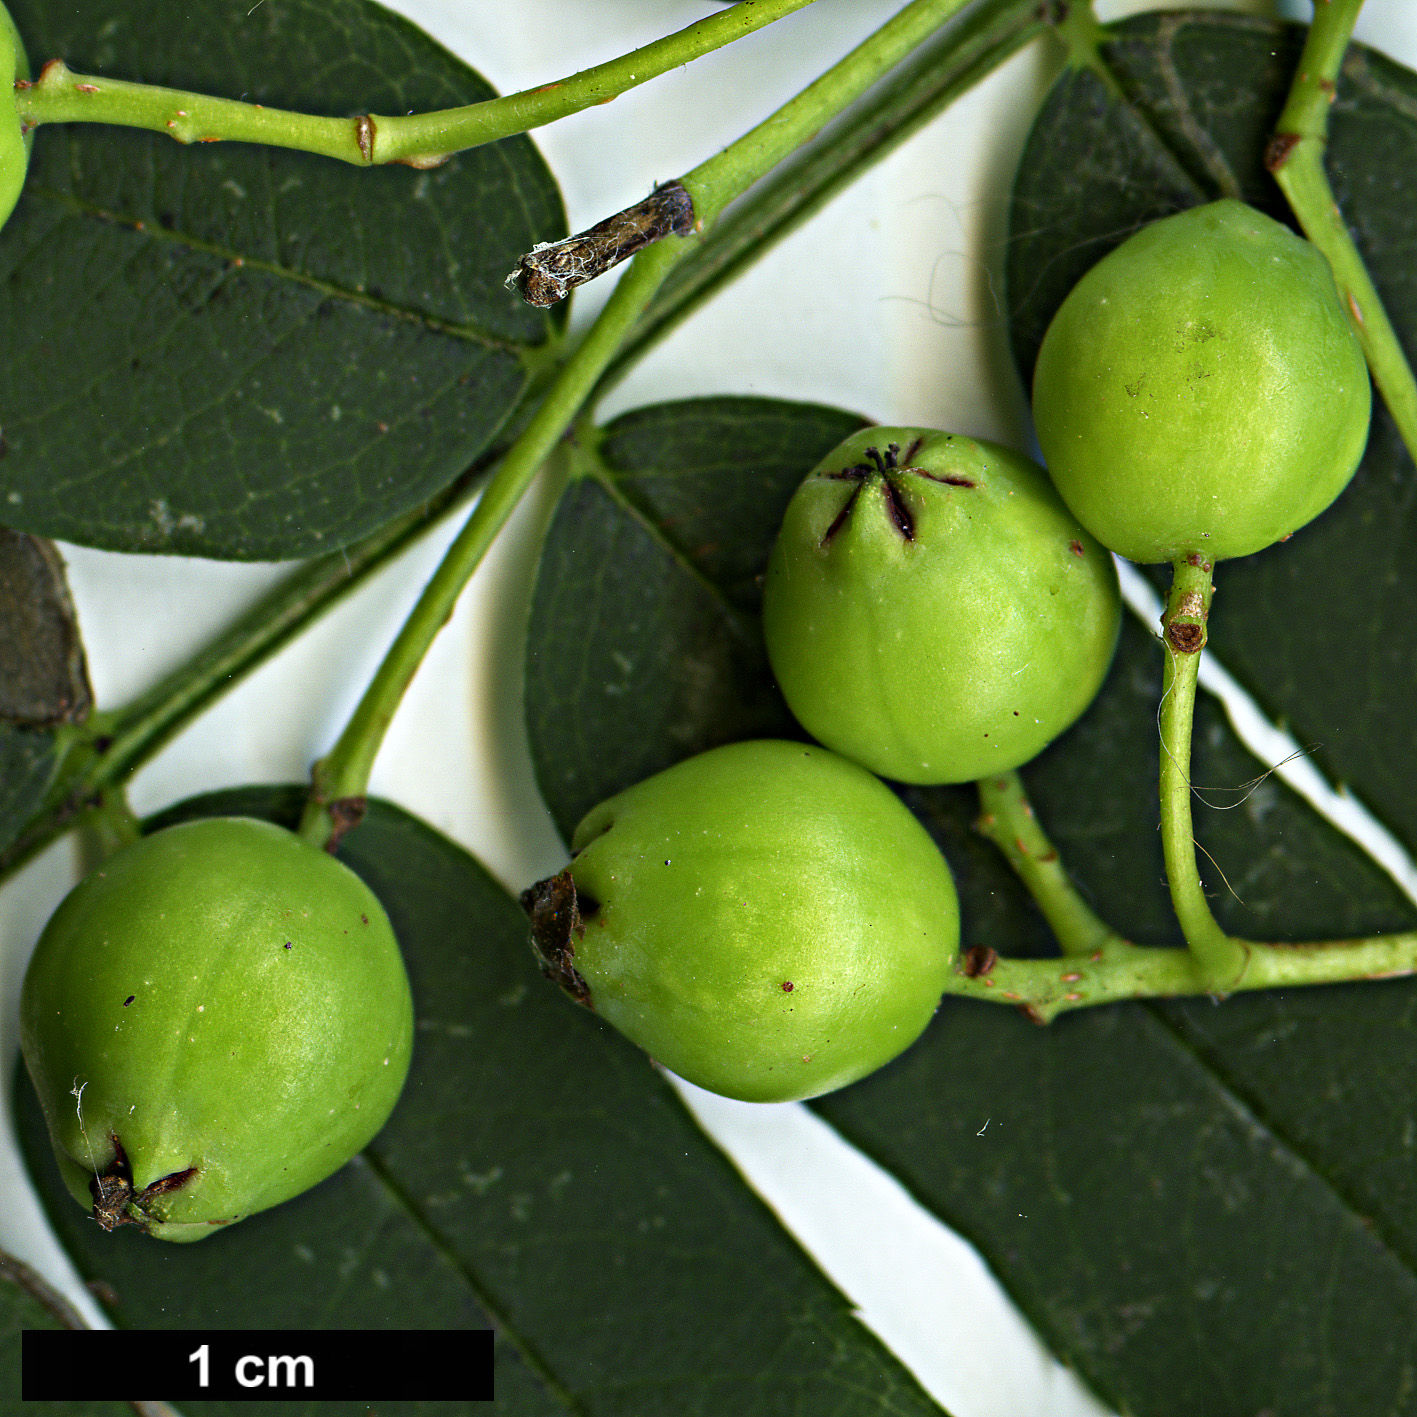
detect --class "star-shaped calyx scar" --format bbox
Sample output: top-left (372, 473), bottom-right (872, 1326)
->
top-left (819, 439), bottom-right (977, 546)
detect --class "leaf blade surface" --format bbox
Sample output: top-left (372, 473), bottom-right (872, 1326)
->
top-left (0, 0), bottom-right (564, 558)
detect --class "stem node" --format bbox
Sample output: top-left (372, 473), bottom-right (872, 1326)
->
top-left (1159, 559), bottom-right (1249, 990)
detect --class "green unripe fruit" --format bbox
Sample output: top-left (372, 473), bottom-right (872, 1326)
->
top-left (20, 817), bottom-right (414, 1242)
top-left (0, 3), bottom-right (29, 230)
top-left (761, 428), bottom-right (1121, 785)
top-left (1032, 199), bottom-right (1371, 564)
top-left (524, 740), bottom-right (958, 1103)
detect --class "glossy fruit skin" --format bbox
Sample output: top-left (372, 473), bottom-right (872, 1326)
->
top-left (537, 740), bottom-right (958, 1103)
top-left (1032, 199), bottom-right (1371, 564)
top-left (0, 3), bottom-right (29, 230)
top-left (20, 817), bottom-right (414, 1242)
top-left (761, 427), bottom-right (1120, 785)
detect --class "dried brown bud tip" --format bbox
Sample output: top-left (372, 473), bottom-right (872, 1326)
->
top-left (506, 181), bottom-right (695, 308)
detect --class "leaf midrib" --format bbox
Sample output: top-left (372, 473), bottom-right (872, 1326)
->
top-left (358, 1141), bottom-right (588, 1414)
top-left (23, 182), bottom-right (532, 356)
top-left (1143, 997), bottom-right (1417, 1285)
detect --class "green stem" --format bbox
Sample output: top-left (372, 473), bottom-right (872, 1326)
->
top-left (375, 0), bottom-right (821, 165)
top-left (602, 0), bottom-right (1047, 392)
top-left (948, 557), bottom-right (1417, 1022)
top-left (15, 0), bottom-right (821, 166)
top-left (17, 61), bottom-right (369, 163)
top-left (299, 246), bottom-right (678, 845)
top-left (0, 462), bottom-right (484, 886)
top-left (940, 925), bottom-right (1417, 1024)
top-left (680, 0), bottom-right (974, 229)
top-left (1274, 0), bottom-right (1359, 143)
top-left (298, 0), bottom-right (979, 847)
top-left (1158, 555), bottom-right (1250, 991)
top-left (942, 940), bottom-right (1199, 1022)
top-left (1269, 0), bottom-right (1417, 466)
top-left (975, 769), bottom-right (1125, 958)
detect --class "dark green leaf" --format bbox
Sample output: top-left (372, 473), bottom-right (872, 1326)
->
top-left (821, 994), bottom-right (1417, 1417)
top-left (0, 0), bottom-right (564, 559)
top-left (0, 531), bottom-right (91, 725)
top-left (19, 787), bottom-right (948, 1417)
top-left (525, 395), bottom-right (866, 838)
top-left (0, 721), bottom-right (60, 857)
top-left (0, 529), bottom-right (84, 857)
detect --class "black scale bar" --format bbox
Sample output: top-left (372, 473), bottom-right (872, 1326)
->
top-left (23, 1328), bottom-right (493, 1401)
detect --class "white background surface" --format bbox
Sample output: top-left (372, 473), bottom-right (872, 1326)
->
top-left (3, 0), bottom-right (1417, 1411)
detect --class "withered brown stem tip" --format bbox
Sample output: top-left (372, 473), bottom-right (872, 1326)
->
top-left (507, 182), bottom-right (696, 308)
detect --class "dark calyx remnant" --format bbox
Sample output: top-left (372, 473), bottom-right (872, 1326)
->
top-left (520, 868), bottom-right (594, 1007)
top-left (819, 439), bottom-right (975, 547)
top-left (90, 1135), bottom-right (197, 1233)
